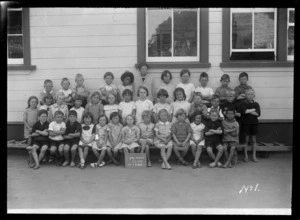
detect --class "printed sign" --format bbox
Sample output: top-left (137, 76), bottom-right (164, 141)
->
top-left (124, 153), bottom-right (147, 168)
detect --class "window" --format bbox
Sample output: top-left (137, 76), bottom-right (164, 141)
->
top-left (7, 8), bottom-right (24, 64)
top-left (221, 8), bottom-right (293, 68)
top-left (287, 8), bottom-right (294, 61)
top-left (137, 8), bottom-right (210, 69)
top-left (6, 7), bottom-right (35, 70)
top-left (231, 8), bottom-right (276, 60)
top-left (146, 8), bottom-right (199, 62)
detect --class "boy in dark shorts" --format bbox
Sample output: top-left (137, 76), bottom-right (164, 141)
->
top-left (204, 110), bottom-right (224, 168)
top-left (241, 89), bottom-right (261, 162)
top-left (27, 109), bottom-right (50, 170)
top-left (62, 110), bottom-right (82, 167)
top-left (48, 110), bottom-right (66, 165)
top-left (171, 108), bottom-right (192, 166)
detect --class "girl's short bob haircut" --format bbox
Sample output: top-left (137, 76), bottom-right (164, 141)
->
top-left (121, 71), bottom-right (134, 83)
top-left (157, 108), bottom-right (169, 120)
top-left (175, 108), bottom-right (187, 118)
top-left (190, 110), bottom-right (202, 123)
top-left (98, 114), bottom-right (108, 123)
top-left (122, 89), bottom-right (133, 98)
top-left (27, 96), bottom-right (39, 108)
top-left (54, 110), bottom-right (64, 118)
top-left (239, 72), bottom-right (249, 80)
top-left (161, 70), bottom-right (172, 80)
top-left (91, 91), bottom-right (101, 98)
top-left (42, 94), bottom-right (54, 105)
top-left (82, 112), bottom-right (94, 122)
top-left (110, 111), bottom-right (120, 121)
top-left (141, 110), bottom-right (151, 119)
top-left (124, 114), bottom-right (135, 125)
top-left (180, 69), bottom-right (191, 77)
top-left (200, 72), bottom-right (209, 79)
top-left (137, 86), bottom-right (149, 97)
top-left (157, 88), bottom-right (169, 98)
top-left (173, 87), bottom-right (186, 101)
top-left (38, 109), bottom-right (48, 117)
top-left (220, 74), bottom-right (230, 82)
top-left (104, 72), bottom-right (114, 79)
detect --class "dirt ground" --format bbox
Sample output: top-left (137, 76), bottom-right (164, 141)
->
top-left (7, 149), bottom-right (292, 214)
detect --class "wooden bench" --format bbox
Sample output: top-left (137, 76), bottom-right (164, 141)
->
top-left (7, 141), bottom-right (292, 152)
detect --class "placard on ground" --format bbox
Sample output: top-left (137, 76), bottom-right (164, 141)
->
top-left (124, 153), bottom-right (147, 168)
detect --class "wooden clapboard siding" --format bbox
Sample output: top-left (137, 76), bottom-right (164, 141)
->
top-left (7, 8), bottom-right (293, 122)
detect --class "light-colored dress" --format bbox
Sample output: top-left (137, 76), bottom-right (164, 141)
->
top-left (120, 125), bottom-right (140, 149)
top-left (154, 121), bottom-right (173, 149)
top-left (138, 122), bottom-right (155, 145)
top-left (176, 82), bottom-right (195, 102)
top-left (107, 122), bottom-right (123, 149)
top-left (23, 108), bottom-right (39, 138)
top-left (79, 123), bottom-right (95, 147)
top-left (92, 124), bottom-right (109, 150)
top-left (103, 104), bottom-right (119, 120)
top-left (118, 101), bottom-right (136, 123)
top-left (134, 99), bottom-right (154, 125)
top-left (190, 122), bottom-right (205, 146)
top-left (153, 102), bottom-right (172, 116)
top-left (155, 82), bottom-right (176, 104)
top-left (170, 100), bottom-right (191, 123)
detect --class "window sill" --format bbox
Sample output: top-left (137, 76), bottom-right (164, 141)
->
top-left (8, 65), bottom-right (36, 71)
top-left (220, 61), bottom-right (294, 68)
top-left (136, 62), bottom-right (211, 69)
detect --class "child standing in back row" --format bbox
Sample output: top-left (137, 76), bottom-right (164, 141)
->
top-left (234, 72), bottom-right (252, 106)
top-left (215, 74), bottom-right (233, 106)
top-left (99, 72), bottom-right (119, 105)
top-left (39, 79), bottom-right (56, 106)
top-left (176, 69), bottom-right (195, 103)
top-left (72, 73), bottom-right (90, 108)
top-left (194, 72), bottom-right (214, 108)
top-left (241, 89), bottom-right (260, 163)
top-left (58, 77), bottom-right (73, 110)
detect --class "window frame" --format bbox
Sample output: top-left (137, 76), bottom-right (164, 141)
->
top-left (137, 8), bottom-right (210, 69)
top-left (6, 7), bottom-right (36, 71)
top-left (287, 8), bottom-right (294, 61)
top-left (221, 8), bottom-right (293, 68)
top-left (230, 8), bottom-right (277, 54)
top-left (146, 8), bottom-right (200, 62)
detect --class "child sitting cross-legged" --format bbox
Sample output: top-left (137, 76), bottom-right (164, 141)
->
top-left (138, 110), bottom-right (155, 167)
top-left (171, 108), bottom-right (192, 166)
top-left (204, 110), bottom-right (224, 168)
top-left (154, 109), bottom-right (173, 170)
top-left (222, 108), bottom-right (239, 168)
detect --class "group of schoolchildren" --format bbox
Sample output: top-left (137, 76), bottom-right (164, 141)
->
top-left (24, 64), bottom-right (260, 171)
